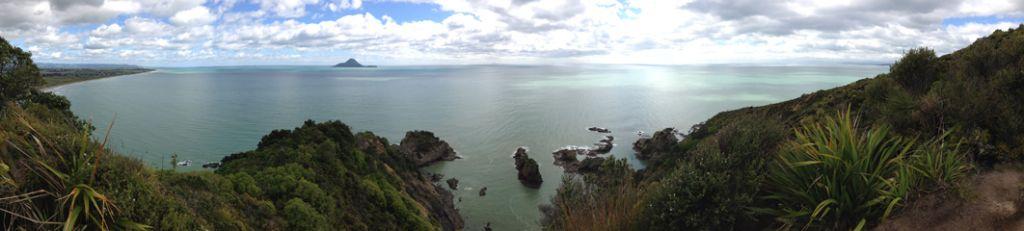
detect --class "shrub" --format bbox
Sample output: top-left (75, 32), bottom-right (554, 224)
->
top-left (540, 157), bottom-right (642, 231)
top-left (0, 36), bottom-right (43, 108)
top-left (766, 110), bottom-right (914, 230)
top-left (283, 198), bottom-right (328, 231)
top-left (638, 116), bottom-right (784, 230)
top-left (863, 76), bottom-right (917, 131)
top-left (227, 172), bottom-right (262, 196)
top-left (908, 132), bottom-right (973, 192)
top-left (890, 48), bottom-right (938, 94)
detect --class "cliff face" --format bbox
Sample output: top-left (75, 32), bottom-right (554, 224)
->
top-left (356, 132), bottom-right (464, 230)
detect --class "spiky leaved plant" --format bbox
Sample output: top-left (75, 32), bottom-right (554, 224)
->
top-left (766, 109), bottom-right (915, 230)
top-left (1, 105), bottom-right (146, 230)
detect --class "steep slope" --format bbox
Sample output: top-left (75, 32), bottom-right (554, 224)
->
top-left (1, 105), bottom-right (464, 230)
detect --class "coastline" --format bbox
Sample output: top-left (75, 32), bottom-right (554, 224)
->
top-left (41, 69), bottom-right (155, 90)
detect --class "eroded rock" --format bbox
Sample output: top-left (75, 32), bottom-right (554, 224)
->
top-left (634, 128), bottom-right (679, 160)
top-left (590, 136), bottom-right (614, 154)
top-left (400, 131), bottom-right (459, 166)
top-left (446, 178), bottom-right (459, 190)
top-left (588, 127), bottom-right (611, 133)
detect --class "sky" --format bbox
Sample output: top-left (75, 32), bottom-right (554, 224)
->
top-left (1, 0), bottom-right (1023, 66)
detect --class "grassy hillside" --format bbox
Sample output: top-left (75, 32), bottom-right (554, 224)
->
top-left (544, 24), bottom-right (1024, 230)
top-left (0, 104), bottom-right (464, 230)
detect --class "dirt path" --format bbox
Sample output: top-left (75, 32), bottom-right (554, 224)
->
top-left (876, 166), bottom-right (1024, 230)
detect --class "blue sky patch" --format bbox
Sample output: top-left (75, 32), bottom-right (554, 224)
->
top-left (942, 15), bottom-right (1024, 26)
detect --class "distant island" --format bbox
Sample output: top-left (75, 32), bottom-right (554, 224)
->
top-left (334, 58), bottom-right (377, 68)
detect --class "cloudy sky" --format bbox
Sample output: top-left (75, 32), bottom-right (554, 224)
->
top-left (1, 0), bottom-right (1023, 66)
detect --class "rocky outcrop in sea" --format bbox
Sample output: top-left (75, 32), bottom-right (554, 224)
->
top-left (400, 131), bottom-right (459, 166)
top-left (513, 147), bottom-right (543, 188)
top-left (446, 178), bottom-right (459, 190)
top-left (634, 128), bottom-right (679, 160)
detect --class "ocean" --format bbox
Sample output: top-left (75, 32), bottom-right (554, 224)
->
top-left (50, 64), bottom-right (887, 230)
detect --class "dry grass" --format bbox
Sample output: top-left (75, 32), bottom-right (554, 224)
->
top-left (541, 158), bottom-right (643, 231)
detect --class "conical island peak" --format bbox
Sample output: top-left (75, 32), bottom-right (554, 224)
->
top-left (334, 58), bottom-right (377, 68)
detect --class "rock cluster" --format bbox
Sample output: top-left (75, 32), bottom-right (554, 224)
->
top-left (588, 127), bottom-right (611, 133)
top-left (400, 131), bottom-right (459, 166)
top-left (591, 135), bottom-right (614, 154)
top-left (634, 128), bottom-right (679, 160)
top-left (201, 162), bottom-right (221, 169)
top-left (550, 133), bottom-right (616, 173)
top-left (446, 178), bottom-right (459, 190)
top-left (551, 147), bottom-right (591, 173)
top-left (552, 147), bottom-right (583, 164)
top-left (513, 147), bottom-right (543, 188)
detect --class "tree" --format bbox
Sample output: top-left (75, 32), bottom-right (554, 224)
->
top-left (0, 36), bottom-right (43, 108)
top-left (283, 198), bottom-right (328, 230)
top-left (890, 47), bottom-right (938, 94)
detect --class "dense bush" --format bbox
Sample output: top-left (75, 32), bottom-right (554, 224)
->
top-left (2, 103), bottom-right (458, 230)
top-left (283, 198), bottom-right (328, 230)
top-left (540, 157), bottom-right (642, 231)
top-left (0, 37), bottom-right (43, 108)
top-left (890, 48), bottom-right (939, 94)
top-left (638, 116), bottom-right (785, 230)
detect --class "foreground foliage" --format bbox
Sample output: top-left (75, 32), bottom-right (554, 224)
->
top-left (540, 157), bottom-right (642, 231)
top-left (1, 105), bottom-right (461, 230)
top-left (766, 110), bottom-right (913, 230)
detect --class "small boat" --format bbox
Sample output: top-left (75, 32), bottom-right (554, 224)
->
top-left (176, 160), bottom-right (192, 167)
top-left (587, 127), bottom-right (611, 133)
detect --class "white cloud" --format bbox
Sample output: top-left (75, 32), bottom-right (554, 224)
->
top-left (255, 0), bottom-right (320, 18)
top-left (91, 24), bottom-right (124, 37)
top-left (171, 6), bottom-right (218, 26)
top-left (1, 0), bottom-right (1023, 65)
top-left (327, 0), bottom-right (362, 11)
top-left (124, 17), bottom-right (172, 35)
top-left (139, 0), bottom-right (207, 17)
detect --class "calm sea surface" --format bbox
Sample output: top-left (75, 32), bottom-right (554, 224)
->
top-left (51, 64), bottom-right (886, 230)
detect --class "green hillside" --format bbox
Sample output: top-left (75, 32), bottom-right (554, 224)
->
top-left (543, 25), bottom-right (1024, 230)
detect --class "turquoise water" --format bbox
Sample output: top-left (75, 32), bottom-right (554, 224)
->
top-left (51, 64), bottom-right (886, 230)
